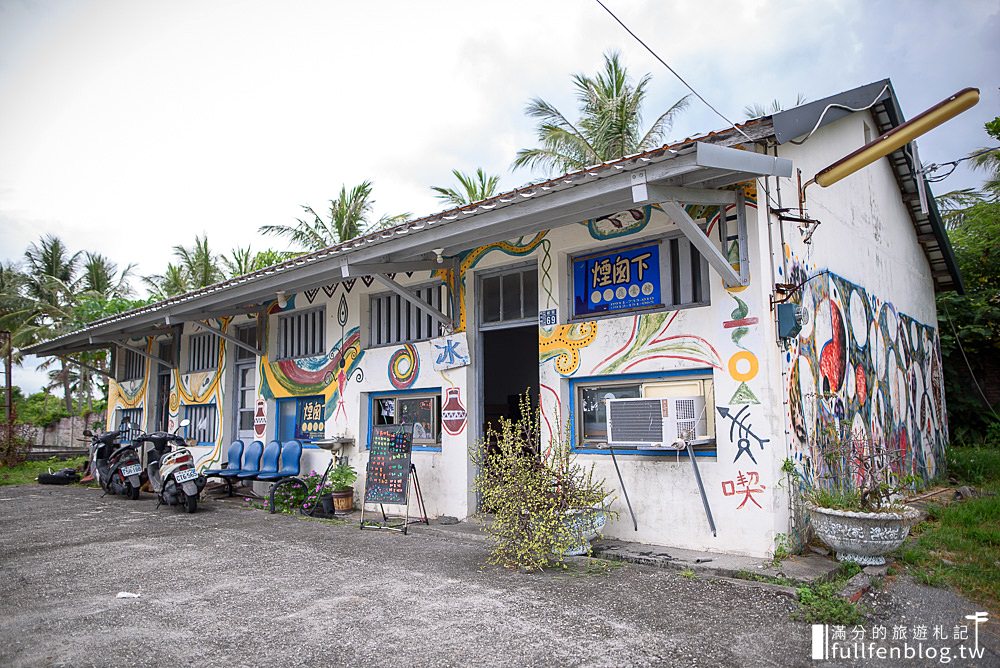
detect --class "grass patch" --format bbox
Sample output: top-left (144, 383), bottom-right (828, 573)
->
top-left (794, 562), bottom-right (865, 625)
top-left (896, 446), bottom-right (1000, 613)
top-left (0, 456), bottom-right (86, 487)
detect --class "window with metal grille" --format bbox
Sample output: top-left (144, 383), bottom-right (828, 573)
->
top-left (480, 266), bottom-right (538, 327)
top-left (235, 324), bottom-right (257, 361)
top-left (184, 404), bottom-right (217, 445)
top-left (115, 408), bottom-right (143, 443)
top-left (121, 349), bottom-right (145, 381)
top-left (276, 308), bottom-right (325, 360)
top-left (369, 283), bottom-right (447, 347)
top-left (187, 333), bottom-right (219, 372)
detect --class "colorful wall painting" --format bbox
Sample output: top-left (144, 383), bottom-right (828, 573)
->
top-left (431, 332), bottom-right (470, 371)
top-left (585, 206), bottom-right (652, 240)
top-left (539, 322), bottom-right (599, 376)
top-left (253, 398), bottom-right (267, 438)
top-left (717, 405), bottom-right (770, 464)
top-left (388, 343), bottom-right (420, 389)
top-left (433, 231), bottom-right (548, 333)
top-left (784, 265), bottom-right (947, 485)
top-left (441, 387), bottom-right (468, 436)
top-left (590, 311), bottom-right (722, 376)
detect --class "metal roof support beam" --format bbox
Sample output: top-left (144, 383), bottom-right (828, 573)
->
top-left (193, 320), bottom-right (263, 357)
top-left (656, 199), bottom-right (745, 288)
top-left (58, 355), bottom-right (114, 380)
top-left (112, 341), bottom-right (173, 369)
top-left (344, 260), bottom-right (442, 275)
top-left (373, 273), bottom-right (454, 332)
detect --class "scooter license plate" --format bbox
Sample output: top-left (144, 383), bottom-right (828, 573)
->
top-left (174, 468), bottom-right (199, 483)
top-left (121, 464), bottom-right (142, 477)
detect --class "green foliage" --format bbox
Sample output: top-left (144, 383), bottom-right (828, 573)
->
top-left (431, 168), bottom-right (501, 207)
top-left (263, 472), bottom-right (329, 514)
top-left (327, 463), bottom-right (357, 492)
top-left (805, 438), bottom-right (918, 512)
top-left (513, 50), bottom-right (689, 175)
top-left (472, 394), bottom-right (613, 571)
top-left (0, 455), bottom-right (86, 485)
top-left (895, 451), bottom-right (1000, 613)
top-left (794, 567), bottom-right (866, 626)
top-left (680, 568), bottom-right (696, 579)
top-left (259, 181), bottom-right (410, 252)
top-left (16, 391), bottom-right (70, 427)
top-left (936, 200), bottom-right (1000, 444)
top-left (772, 533), bottom-right (793, 564)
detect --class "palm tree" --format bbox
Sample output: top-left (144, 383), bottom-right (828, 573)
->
top-left (173, 235), bottom-right (222, 289)
top-left (260, 181), bottom-right (410, 252)
top-left (222, 246), bottom-right (298, 278)
top-left (23, 235), bottom-right (80, 309)
top-left (743, 94), bottom-right (808, 119)
top-left (512, 51), bottom-right (690, 175)
top-left (80, 252), bottom-right (135, 299)
top-left (431, 168), bottom-right (501, 206)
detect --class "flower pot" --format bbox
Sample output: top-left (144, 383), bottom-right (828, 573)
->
top-left (332, 489), bottom-right (354, 512)
top-left (561, 508), bottom-right (609, 556)
top-left (806, 503), bottom-right (921, 566)
top-left (320, 493), bottom-right (334, 515)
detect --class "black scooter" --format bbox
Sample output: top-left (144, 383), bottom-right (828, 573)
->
top-left (84, 423), bottom-right (143, 500)
top-left (134, 419), bottom-right (206, 513)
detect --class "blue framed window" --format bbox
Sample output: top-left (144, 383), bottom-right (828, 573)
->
top-left (116, 407), bottom-right (143, 444)
top-left (569, 369), bottom-right (716, 457)
top-left (276, 396), bottom-right (325, 444)
top-left (368, 388), bottom-right (441, 451)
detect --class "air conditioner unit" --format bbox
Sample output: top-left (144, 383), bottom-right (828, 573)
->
top-left (605, 396), bottom-right (707, 448)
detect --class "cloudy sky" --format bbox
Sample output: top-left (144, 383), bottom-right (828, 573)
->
top-left (2, 0), bottom-right (998, 391)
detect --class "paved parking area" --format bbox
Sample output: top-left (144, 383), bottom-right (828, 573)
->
top-left (0, 485), bottom-right (994, 667)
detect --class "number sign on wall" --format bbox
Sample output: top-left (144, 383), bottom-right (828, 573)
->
top-left (364, 423), bottom-right (414, 505)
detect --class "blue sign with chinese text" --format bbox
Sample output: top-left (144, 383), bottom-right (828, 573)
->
top-left (573, 243), bottom-right (660, 316)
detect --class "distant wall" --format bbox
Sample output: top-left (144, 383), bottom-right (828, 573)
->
top-left (27, 412), bottom-right (104, 449)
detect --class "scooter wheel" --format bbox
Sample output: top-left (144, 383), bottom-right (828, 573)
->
top-left (127, 484), bottom-right (140, 500)
top-left (185, 495), bottom-right (198, 513)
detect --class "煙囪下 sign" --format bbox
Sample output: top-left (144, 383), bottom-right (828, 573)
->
top-left (573, 242), bottom-right (660, 316)
top-left (363, 423), bottom-right (414, 505)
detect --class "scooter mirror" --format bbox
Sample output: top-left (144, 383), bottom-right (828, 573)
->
top-left (83, 429), bottom-right (93, 437)
top-left (179, 418), bottom-right (191, 428)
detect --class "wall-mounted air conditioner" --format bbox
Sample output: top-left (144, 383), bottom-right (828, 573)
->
top-left (605, 396), bottom-right (707, 448)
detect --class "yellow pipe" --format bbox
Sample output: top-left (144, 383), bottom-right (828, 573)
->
top-left (815, 87), bottom-right (979, 188)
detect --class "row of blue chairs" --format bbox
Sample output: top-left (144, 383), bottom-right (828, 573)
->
top-left (204, 439), bottom-right (302, 496)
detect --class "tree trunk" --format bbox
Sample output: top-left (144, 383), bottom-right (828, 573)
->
top-left (62, 361), bottom-right (72, 414)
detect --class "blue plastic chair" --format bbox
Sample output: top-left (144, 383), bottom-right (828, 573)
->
top-left (242, 440), bottom-right (280, 480)
top-left (257, 440), bottom-right (303, 481)
top-left (216, 440), bottom-right (262, 496)
top-left (203, 440), bottom-right (244, 477)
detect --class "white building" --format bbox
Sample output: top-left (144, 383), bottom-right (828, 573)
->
top-left (28, 80), bottom-right (960, 557)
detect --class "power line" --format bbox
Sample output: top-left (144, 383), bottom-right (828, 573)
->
top-left (923, 146), bottom-right (999, 183)
top-left (592, 0), bottom-right (754, 143)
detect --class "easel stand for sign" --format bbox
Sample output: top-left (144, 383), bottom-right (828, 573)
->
top-left (359, 464), bottom-right (429, 534)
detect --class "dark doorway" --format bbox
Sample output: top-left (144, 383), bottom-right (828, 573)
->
top-left (481, 325), bottom-right (539, 438)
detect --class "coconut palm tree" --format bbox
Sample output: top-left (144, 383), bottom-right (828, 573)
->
top-left (80, 252), bottom-right (136, 299)
top-left (512, 51), bottom-right (690, 175)
top-left (742, 94), bottom-right (808, 119)
top-left (173, 235), bottom-right (222, 289)
top-left (431, 168), bottom-right (501, 206)
top-left (260, 181), bottom-right (410, 252)
top-left (222, 246), bottom-right (298, 278)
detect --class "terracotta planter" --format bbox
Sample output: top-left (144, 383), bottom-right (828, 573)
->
top-left (807, 503), bottom-right (921, 566)
top-left (332, 489), bottom-right (354, 512)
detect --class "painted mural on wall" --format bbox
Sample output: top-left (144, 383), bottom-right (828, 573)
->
top-left (433, 231), bottom-right (548, 333)
top-left (784, 261), bottom-right (947, 485)
top-left (388, 343), bottom-right (420, 389)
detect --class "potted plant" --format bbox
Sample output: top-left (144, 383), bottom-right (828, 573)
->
top-left (802, 436), bottom-right (921, 565)
top-left (472, 393), bottom-right (615, 570)
top-left (325, 462), bottom-right (357, 513)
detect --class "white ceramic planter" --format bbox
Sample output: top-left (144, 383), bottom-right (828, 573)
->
top-left (562, 508), bottom-right (609, 556)
top-left (807, 503), bottom-right (921, 566)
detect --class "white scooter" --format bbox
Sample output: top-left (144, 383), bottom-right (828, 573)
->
top-left (134, 419), bottom-right (206, 513)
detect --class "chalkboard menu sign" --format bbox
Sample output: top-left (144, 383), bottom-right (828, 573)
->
top-left (364, 423), bottom-right (414, 505)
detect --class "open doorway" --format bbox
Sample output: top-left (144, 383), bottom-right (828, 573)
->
top-left (481, 325), bottom-right (539, 437)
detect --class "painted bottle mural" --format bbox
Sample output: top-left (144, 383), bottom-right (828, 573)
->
top-left (253, 399), bottom-right (267, 438)
top-left (441, 388), bottom-right (467, 436)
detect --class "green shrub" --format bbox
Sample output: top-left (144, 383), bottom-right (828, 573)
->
top-left (472, 394), bottom-right (613, 571)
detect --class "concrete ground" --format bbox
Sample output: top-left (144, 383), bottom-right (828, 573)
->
top-left (0, 485), bottom-right (996, 668)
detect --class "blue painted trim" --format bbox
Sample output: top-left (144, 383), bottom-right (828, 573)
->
top-left (567, 369), bottom-right (716, 457)
top-left (274, 395), bottom-right (322, 445)
top-left (367, 387), bottom-right (443, 452)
